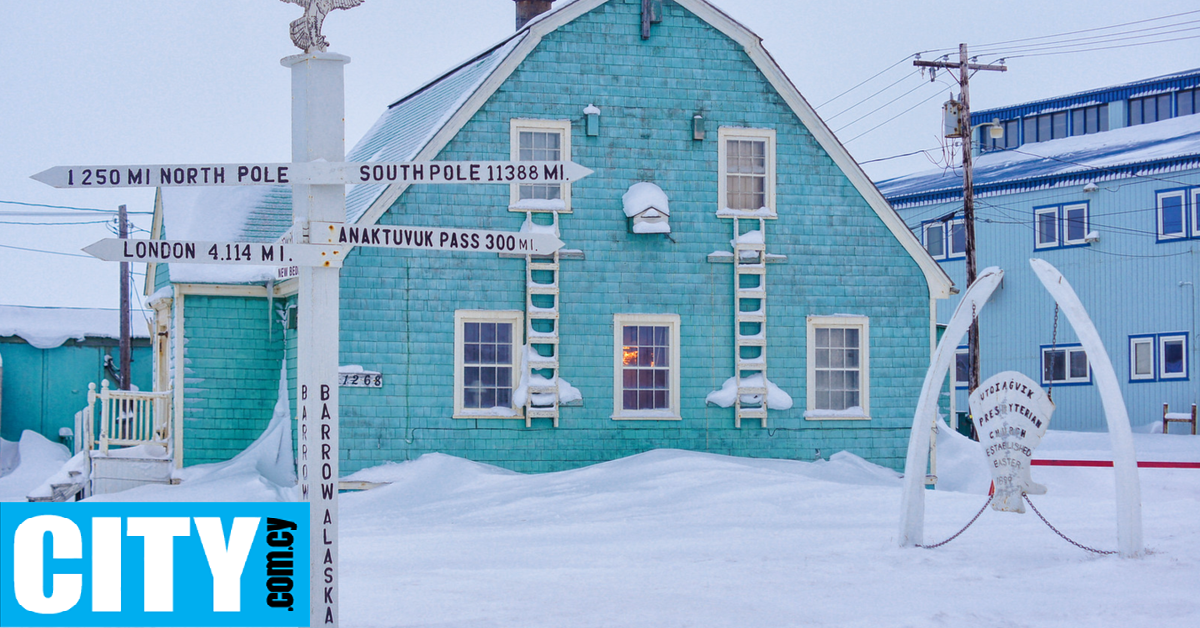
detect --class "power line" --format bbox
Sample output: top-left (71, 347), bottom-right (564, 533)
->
top-left (971, 20), bottom-right (1200, 56)
top-left (825, 69), bottom-right (922, 122)
top-left (0, 219), bottom-right (113, 226)
top-left (971, 8), bottom-right (1200, 50)
top-left (0, 242), bottom-right (94, 258)
top-left (834, 79), bottom-right (931, 132)
top-left (817, 55), bottom-right (915, 110)
top-left (0, 199), bottom-right (153, 215)
top-left (1002, 33), bottom-right (1200, 59)
top-left (842, 89), bottom-right (948, 145)
top-left (859, 147), bottom-right (944, 165)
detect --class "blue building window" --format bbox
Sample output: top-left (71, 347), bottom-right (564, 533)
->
top-left (1156, 189), bottom-right (1191, 241)
top-left (922, 216), bottom-right (965, 260)
top-left (955, 346), bottom-right (969, 389)
top-left (1130, 332), bottom-right (1190, 382)
top-left (1034, 202), bottom-right (1089, 249)
top-left (1129, 93), bottom-right (1173, 126)
top-left (1042, 344), bottom-right (1090, 386)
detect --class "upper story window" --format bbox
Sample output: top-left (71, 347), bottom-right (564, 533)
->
top-left (922, 216), bottom-right (965, 260)
top-left (510, 119), bottom-right (572, 212)
top-left (718, 127), bottom-right (776, 217)
top-left (1180, 88), bottom-right (1197, 117)
top-left (955, 346), bottom-right (969, 389)
top-left (1071, 104), bottom-right (1109, 137)
top-left (1129, 93), bottom-right (1173, 126)
top-left (1034, 202), bottom-right (1089, 249)
top-left (1154, 188), bottom-right (1200, 241)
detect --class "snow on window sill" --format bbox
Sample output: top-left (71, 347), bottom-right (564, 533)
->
top-left (717, 207), bottom-right (777, 219)
top-left (804, 407), bottom-right (870, 421)
top-left (611, 411), bottom-right (681, 421)
top-left (454, 406), bottom-right (521, 419)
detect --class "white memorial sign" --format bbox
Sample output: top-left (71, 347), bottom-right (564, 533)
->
top-left (32, 160), bottom-right (592, 188)
top-left (310, 222), bottom-right (564, 256)
top-left (969, 371), bottom-right (1053, 513)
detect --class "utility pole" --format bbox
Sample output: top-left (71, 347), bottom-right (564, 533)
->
top-left (118, 204), bottom-right (131, 391)
top-left (915, 44), bottom-right (1005, 395)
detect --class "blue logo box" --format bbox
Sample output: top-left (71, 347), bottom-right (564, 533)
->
top-left (0, 502), bottom-right (309, 627)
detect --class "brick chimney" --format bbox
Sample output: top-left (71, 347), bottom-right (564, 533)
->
top-left (514, 0), bottom-right (554, 30)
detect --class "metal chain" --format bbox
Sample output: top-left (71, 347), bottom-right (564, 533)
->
top-left (917, 494), bottom-right (993, 549)
top-left (1023, 494), bottom-right (1116, 555)
top-left (1047, 304), bottom-right (1059, 402)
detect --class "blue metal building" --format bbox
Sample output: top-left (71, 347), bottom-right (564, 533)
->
top-left (879, 69), bottom-right (1200, 432)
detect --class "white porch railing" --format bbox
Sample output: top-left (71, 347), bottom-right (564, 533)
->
top-left (86, 380), bottom-right (172, 454)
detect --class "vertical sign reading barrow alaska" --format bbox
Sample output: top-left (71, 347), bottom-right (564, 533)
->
top-left (969, 371), bottom-right (1054, 512)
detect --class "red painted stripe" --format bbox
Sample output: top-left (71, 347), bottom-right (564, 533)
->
top-left (1032, 459), bottom-right (1200, 469)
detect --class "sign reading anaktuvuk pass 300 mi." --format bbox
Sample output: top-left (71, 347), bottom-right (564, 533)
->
top-left (32, 160), bottom-right (592, 188)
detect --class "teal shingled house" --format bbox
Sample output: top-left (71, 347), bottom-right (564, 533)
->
top-left (145, 0), bottom-right (953, 473)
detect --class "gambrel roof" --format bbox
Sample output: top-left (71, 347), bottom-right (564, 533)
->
top-left (155, 0), bottom-right (952, 298)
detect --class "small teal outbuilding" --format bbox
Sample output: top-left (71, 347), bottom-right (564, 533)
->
top-left (0, 305), bottom-right (151, 444)
top-left (148, 0), bottom-right (953, 473)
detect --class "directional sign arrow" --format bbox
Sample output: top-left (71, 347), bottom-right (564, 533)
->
top-left (32, 160), bottom-right (593, 188)
top-left (82, 239), bottom-right (345, 268)
top-left (310, 222), bottom-right (565, 256)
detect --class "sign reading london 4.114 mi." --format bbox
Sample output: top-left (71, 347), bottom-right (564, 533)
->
top-left (969, 371), bottom-right (1054, 513)
top-left (32, 160), bottom-right (593, 188)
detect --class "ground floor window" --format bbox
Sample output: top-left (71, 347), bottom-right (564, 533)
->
top-left (1041, 344), bottom-right (1090, 385)
top-left (1129, 332), bottom-right (1190, 382)
top-left (454, 310), bottom-right (523, 418)
top-left (612, 313), bottom-right (680, 420)
top-left (806, 315), bottom-right (870, 420)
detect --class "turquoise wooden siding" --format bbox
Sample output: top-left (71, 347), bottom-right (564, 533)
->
top-left (326, 0), bottom-right (932, 473)
top-left (898, 170), bottom-right (1200, 431)
top-left (181, 295), bottom-right (284, 465)
top-left (0, 339), bottom-right (151, 443)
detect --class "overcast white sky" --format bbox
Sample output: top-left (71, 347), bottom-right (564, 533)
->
top-left (2, 0), bottom-right (1197, 309)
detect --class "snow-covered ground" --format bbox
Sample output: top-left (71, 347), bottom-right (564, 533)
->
top-left (1, 423), bottom-right (1198, 627)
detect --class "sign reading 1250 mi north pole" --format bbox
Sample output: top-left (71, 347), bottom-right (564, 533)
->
top-left (31, 160), bottom-right (592, 188)
top-left (969, 371), bottom-right (1054, 512)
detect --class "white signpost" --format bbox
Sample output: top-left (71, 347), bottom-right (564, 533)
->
top-left (31, 159), bottom-right (592, 188)
top-left (38, 6), bottom-right (587, 626)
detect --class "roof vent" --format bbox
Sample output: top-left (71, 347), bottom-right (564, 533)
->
top-left (514, 0), bottom-right (554, 30)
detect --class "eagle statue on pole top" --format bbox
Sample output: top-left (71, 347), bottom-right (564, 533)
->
top-left (281, 0), bottom-right (364, 53)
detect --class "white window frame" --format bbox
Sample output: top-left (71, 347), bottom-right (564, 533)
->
top-left (1034, 206), bottom-right (1059, 249)
top-left (805, 315), bottom-right (870, 420)
top-left (947, 218), bottom-right (967, 258)
top-left (954, 346), bottom-right (969, 389)
top-left (1156, 190), bottom-right (1187, 240)
top-left (1192, 188), bottom-right (1200, 238)
top-left (1158, 333), bottom-right (1189, 380)
top-left (611, 313), bottom-right (681, 420)
top-left (923, 221), bottom-right (945, 260)
top-left (1062, 202), bottom-right (1090, 245)
top-left (510, 118), bottom-right (572, 213)
top-left (453, 310), bottom-right (524, 419)
top-left (717, 127), bottom-right (777, 218)
top-left (1129, 336), bottom-right (1156, 381)
top-left (1041, 345), bottom-right (1090, 385)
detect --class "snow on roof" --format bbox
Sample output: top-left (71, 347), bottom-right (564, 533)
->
top-left (156, 33), bottom-right (526, 285)
top-left (621, 182), bottom-right (670, 217)
top-left (0, 305), bottom-right (150, 349)
top-left (879, 114), bottom-right (1200, 204)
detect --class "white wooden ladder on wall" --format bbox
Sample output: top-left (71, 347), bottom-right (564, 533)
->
top-left (733, 216), bottom-right (769, 428)
top-left (524, 209), bottom-right (561, 427)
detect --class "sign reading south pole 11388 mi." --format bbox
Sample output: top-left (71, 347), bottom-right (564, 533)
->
top-left (31, 160), bottom-right (592, 188)
top-left (969, 371), bottom-right (1054, 513)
